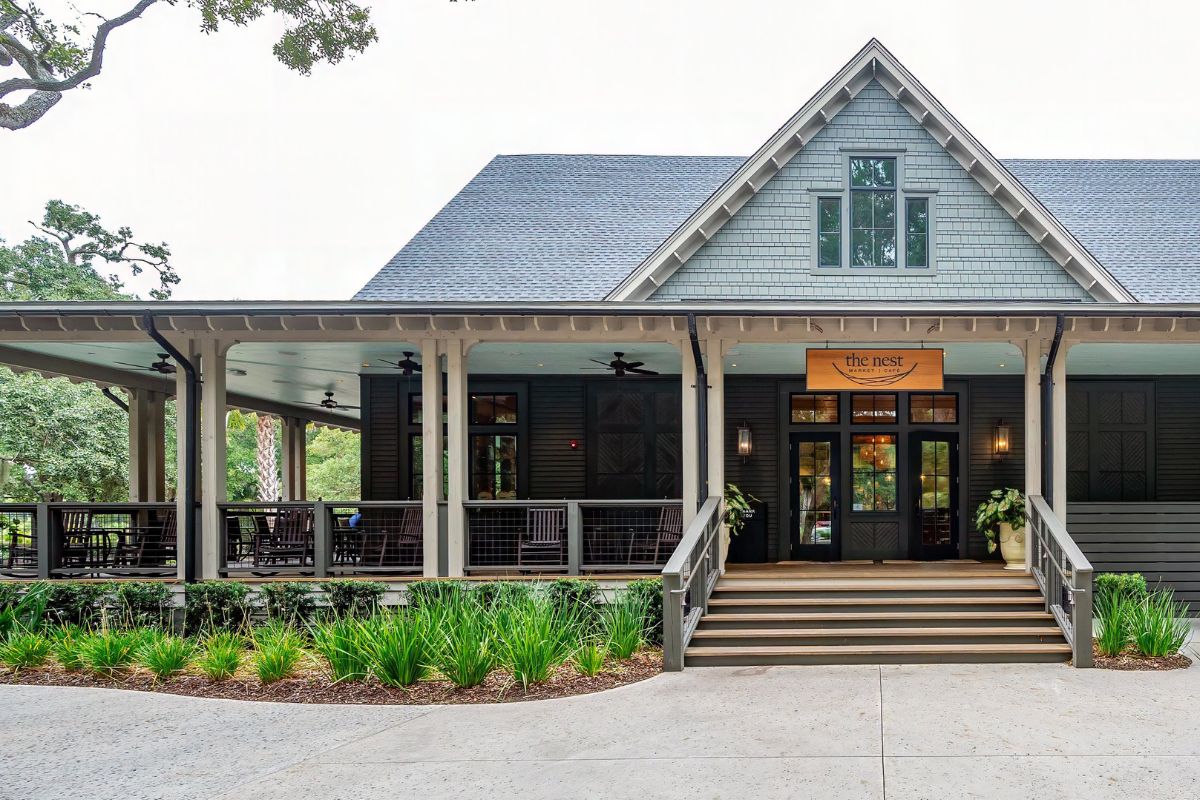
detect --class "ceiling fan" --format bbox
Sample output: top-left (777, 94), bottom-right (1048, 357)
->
top-left (300, 391), bottom-right (360, 411)
top-left (586, 352), bottom-right (659, 377)
top-left (378, 352), bottom-right (422, 375)
top-left (115, 353), bottom-right (176, 375)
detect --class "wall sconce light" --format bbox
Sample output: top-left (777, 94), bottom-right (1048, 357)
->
top-left (993, 419), bottom-right (1011, 458)
top-left (736, 423), bottom-right (753, 461)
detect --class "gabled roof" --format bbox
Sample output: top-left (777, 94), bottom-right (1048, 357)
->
top-left (604, 39), bottom-right (1135, 303)
top-left (354, 154), bottom-right (744, 301)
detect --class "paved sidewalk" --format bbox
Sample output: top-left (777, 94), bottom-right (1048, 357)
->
top-left (1, 646), bottom-right (1198, 800)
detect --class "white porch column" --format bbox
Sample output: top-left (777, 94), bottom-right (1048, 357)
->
top-left (174, 340), bottom-right (200, 582)
top-left (1051, 341), bottom-right (1072, 522)
top-left (128, 388), bottom-right (166, 502)
top-left (445, 339), bottom-right (468, 577)
top-left (198, 339), bottom-right (229, 580)
top-left (1023, 339), bottom-right (1042, 572)
top-left (680, 343), bottom-right (699, 526)
top-left (706, 338), bottom-right (726, 567)
top-left (420, 338), bottom-right (443, 578)
top-left (280, 417), bottom-right (307, 501)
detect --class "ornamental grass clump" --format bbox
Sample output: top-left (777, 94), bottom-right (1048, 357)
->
top-left (51, 624), bottom-right (86, 671)
top-left (311, 618), bottom-right (370, 683)
top-left (139, 635), bottom-right (195, 680)
top-left (492, 594), bottom-right (580, 689)
top-left (79, 630), bottom-right (141, 677)
top-left (601, 591), bottom-right (647, 660)
top-left (251, 625), bottom-right (305, 684)
top-left (198, 632), bottom-right (243, 682)
top-left (357, 611), bottom-right (430, 687)
top-left (0, 631), bottom-right (52, 671)
top-left (427, 594), bottom-right (494, 688)
top-left (572, 641), bottom-right (606, 677)
top-left (1094, 592), bottom-right (1130, 657)
top-left (1128, 589), bottom-right (1191, 658)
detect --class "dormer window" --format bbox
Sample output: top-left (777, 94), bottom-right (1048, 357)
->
top-left (814, 154), bottom-right (934, 272)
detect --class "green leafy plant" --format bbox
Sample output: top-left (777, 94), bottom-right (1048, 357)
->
top-left (260, 582), bottom-right (316, 625)
top-left (198, 632), bottom-right (244, 682)
top-left (252, 626), bottom-right (305, 684)
top-left (0, 581), bottom-right (22, 611)
top-left (1094, 591), bottom-right (1130, 657)
top-left (139, 635), bottom-right (195, 680)
top-left (602, 591), bottom-right (647, 660)
top-left (428, 594), bottom-right (494, 688)
top-left (50, 624), bottom-right (86, 671)
top-left (357, 611), bottom-right (430, 687)
top-left (112, 582), bottom-right (174, 629)
top-left (0, 631), bottom-right (52, 670)
top-left (974, 488), bottom-right (1026, 554)
top-left (1095, 573), bottom-right (1148, 608)
top-left (0, 584), bottom-right (49, 639)
top-left (184, 581), bottom-right (253, 636)
top-left (405, 580), bottom-right (467, 609)
top-left (625, 578), bottom-right (663, 645)
top-left (470, 581), bottom-right (531, 610)
top-left (1128, 589), bottom-right (1191, 658)
top-left (45, 582), bottom-right (111, 628)
top-left (492, 594), bottom-right (580, 689)
top-left (546, 579), bottom-right (600, 631)
top-left (311, 618), bottom-right (370, 683)
top-left (79, 630), bottom-right (141, 677)
top-left (573, 641), bottom-right (606, 677)
top-left (724, 484), bottom-right (759, 536)
top-left (322, 580), bottom-right (386, 618)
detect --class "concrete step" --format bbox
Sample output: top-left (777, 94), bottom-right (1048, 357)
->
top-left (684, 642), bottom-right (1073, 667)
top-left (698, 610), bottom-right (1059, 629)
top-left (690, 626), bottom-right (1067, 647)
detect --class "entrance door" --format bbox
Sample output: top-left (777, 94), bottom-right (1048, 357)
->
top-left (910, 432), bottom-right (959, 560)
top-left (789, 434), bottom-right (838, 560)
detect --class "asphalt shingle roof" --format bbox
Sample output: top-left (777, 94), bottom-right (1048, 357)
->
top-left (356, 155), bottom-right (1200, 303)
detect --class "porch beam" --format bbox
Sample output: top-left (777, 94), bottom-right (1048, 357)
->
top-left (420, 338), bottom-right (443, 578)
top-left (445, 339), bottom-right (468, 577)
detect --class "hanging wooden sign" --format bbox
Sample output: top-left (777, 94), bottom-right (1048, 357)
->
top-left (806, 348), bottom-right (944, 391)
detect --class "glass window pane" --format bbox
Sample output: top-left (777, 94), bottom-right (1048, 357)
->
top-left (791, 394), bottom-right (839, 424)
top-left (852, 394), bottom-right (897, 423)
top-left (851, 229), bottom-right (873, 267)
top-left (818, 232), bottom-right (840, 268)
top-left (910, 394), bottom-right (933, 423)
top-left (791, 394), bottom-right (815, 423)
top-left (875, 227), bottom-right (897, 267)
top-left (875, 158), bottom-right (896, 187)
top-left (850, 158), bottom-right (873, 187)
top-left (933, 394), bottom-right (957, 423)
top-left (873, 192), bottom-right (896, 227)
top-left (852, 434), bottom-right (896, 512)
top-left (471, 394), bottom-right (494, 425)
top-left (851, 192), bottom-right (873, 228)
top-left (411, 395), bottom-right (423, 425)
top-left (493, 394), bottom-right (517, 424)
top-left (819, 197), bottom-right (840, 232)
top-left (815, 394), bottom-right (839, 423)
top-left (906, 198), bottom-right (928, 234)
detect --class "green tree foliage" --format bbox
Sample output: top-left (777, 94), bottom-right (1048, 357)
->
top-left (307, 425), bottom-right (359, 500)
top-left (0, 0), bottom-right (379, 130)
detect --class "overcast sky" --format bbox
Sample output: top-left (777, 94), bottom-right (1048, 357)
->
top-left (2, 0), bottom-right (1196, 301)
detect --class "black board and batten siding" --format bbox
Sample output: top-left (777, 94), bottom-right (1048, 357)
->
top-left (966, 377), bottom-right (1025, 559)
top-left (724, 378), bottom-right (781, 558)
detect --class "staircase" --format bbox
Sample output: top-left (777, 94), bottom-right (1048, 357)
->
top-left (685, 563), bottom-right (1071, 666)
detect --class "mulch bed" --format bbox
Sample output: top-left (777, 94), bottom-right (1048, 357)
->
top-left (0, 650), bottom-right (662, 705)
top-left (1088, 643), bottom-right (1192, 671)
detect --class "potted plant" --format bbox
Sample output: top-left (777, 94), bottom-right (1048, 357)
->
top-left (974, 488), bottom-right (1026, 570)
top-left (724, 483), bottom-right (758, 537)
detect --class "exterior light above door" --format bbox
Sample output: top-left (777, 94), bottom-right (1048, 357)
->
top-left (736, 423), bottom-right (753, 460)
top-left (993, 419), bottom-right (1011, 458)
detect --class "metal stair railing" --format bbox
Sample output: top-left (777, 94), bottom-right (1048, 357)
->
top-left (661, 495), bottom-right (723, 671)
top-left (1027, 494), bottom-right (1094, 667)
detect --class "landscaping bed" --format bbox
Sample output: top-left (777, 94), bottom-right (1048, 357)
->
top-left (1090, 643), bottom-right (1191, 672)
top-left (0, 649), bottom-right (662, 704)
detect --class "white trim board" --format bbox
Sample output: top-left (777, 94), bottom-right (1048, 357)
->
top-left (604, 39), bottom-right (1135, 304)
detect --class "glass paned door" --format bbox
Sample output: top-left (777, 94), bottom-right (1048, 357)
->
top-left (909, 432), bottom-right (959, 559)
top-left (790, 434), bottom-right (839, 559)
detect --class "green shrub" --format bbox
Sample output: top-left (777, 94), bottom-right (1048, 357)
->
top-left (428, 594), bottom-right (494, 688)
top-left (625, 578), bottom-right (663, 645)
top-left (1095, 573), bottom-right (1148, 607)
top-left (184, 581), bottom-right (253, 635)
top-left (358, 611), bottom-right (430, 687)
top-left (0, 631), bottom-right (52, 670)
top-left (0, 584), bottom-right (49, 638)
top-left (546, 579), bottom-right (600, 627)
top-left (252, 626), bottom-right (305, 683)
top-left (50, 624), bottom-right (86, 671)
top-left (1128, 589), bottom-right (1191, 658)
top-left (602, 591), bottom-right (647, 660)
top-left (311, 618), bottom-right (370, 682)
top-left (405, 580), bottom-right (467, 609)
top-left (198, 632), bottom-right (243, 681)
top-left (492, 594), bottom-right (580, 688)
top-left (79, 630), bottom-right (141, 676)
top-left (45, 582), bottom-right (111, 628)
top-left (139, 635), bottom-right (195, 680)
top-left (1094, 592), bottom-right (1130, 657)
top-left (573, 641), bottom-right (606, 677)
top-left (470, 581), bottom-right (532, 610)
top-left (322, 580), bottom-right (387, 618)
top-left (112, 582), bottom-right (174, 629)
top-left (260, 582), bottom-right (316, 625)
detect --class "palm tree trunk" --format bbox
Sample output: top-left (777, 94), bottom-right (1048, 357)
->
top-left (256, 415), bottom-right (280, 502)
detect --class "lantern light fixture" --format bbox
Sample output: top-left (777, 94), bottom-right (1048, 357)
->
top-left (994, 419), bottom-right (1011, 458)
top-left (736, 422), bottom-right (753, 461)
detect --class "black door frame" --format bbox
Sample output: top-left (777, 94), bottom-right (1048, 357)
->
top-left (908, 430), bottom-right (960, 560)
top-left (788, 432), bottom-right (841, 561)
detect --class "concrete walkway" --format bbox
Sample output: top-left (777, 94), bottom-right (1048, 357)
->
top-left (1, 649), bottom-right (1198, 800)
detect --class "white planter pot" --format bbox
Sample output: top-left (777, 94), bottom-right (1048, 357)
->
top-left (998, 522), bottom-right (1026, 570)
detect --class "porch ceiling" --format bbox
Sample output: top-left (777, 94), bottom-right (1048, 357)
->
top-left (1067, 343), bottom-right (1200, 374)
top-left (467, 342), bottom-right (682, 375)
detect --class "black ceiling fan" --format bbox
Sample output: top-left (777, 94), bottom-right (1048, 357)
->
top-left (379, 352), bottom-right (422, 375)
top-left (300, 391), bottom-right (360, 411)
top-left (586, 352), bottom-right (659, 377)
top-left (115, 353), bottom-right (176, 375)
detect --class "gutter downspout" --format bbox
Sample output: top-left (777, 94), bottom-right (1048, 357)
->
top-left (143, 314), bottom-right (199, 584)
top-left (100, 387), bottom-right (129, 413)
top-left (687, 314), bottom-right (709, 503)
top-left (1041, 314), bottom-right (1065, 510)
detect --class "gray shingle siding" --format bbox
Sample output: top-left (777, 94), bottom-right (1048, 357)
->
top-left (651, 81), bottom-right (1094, 302)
